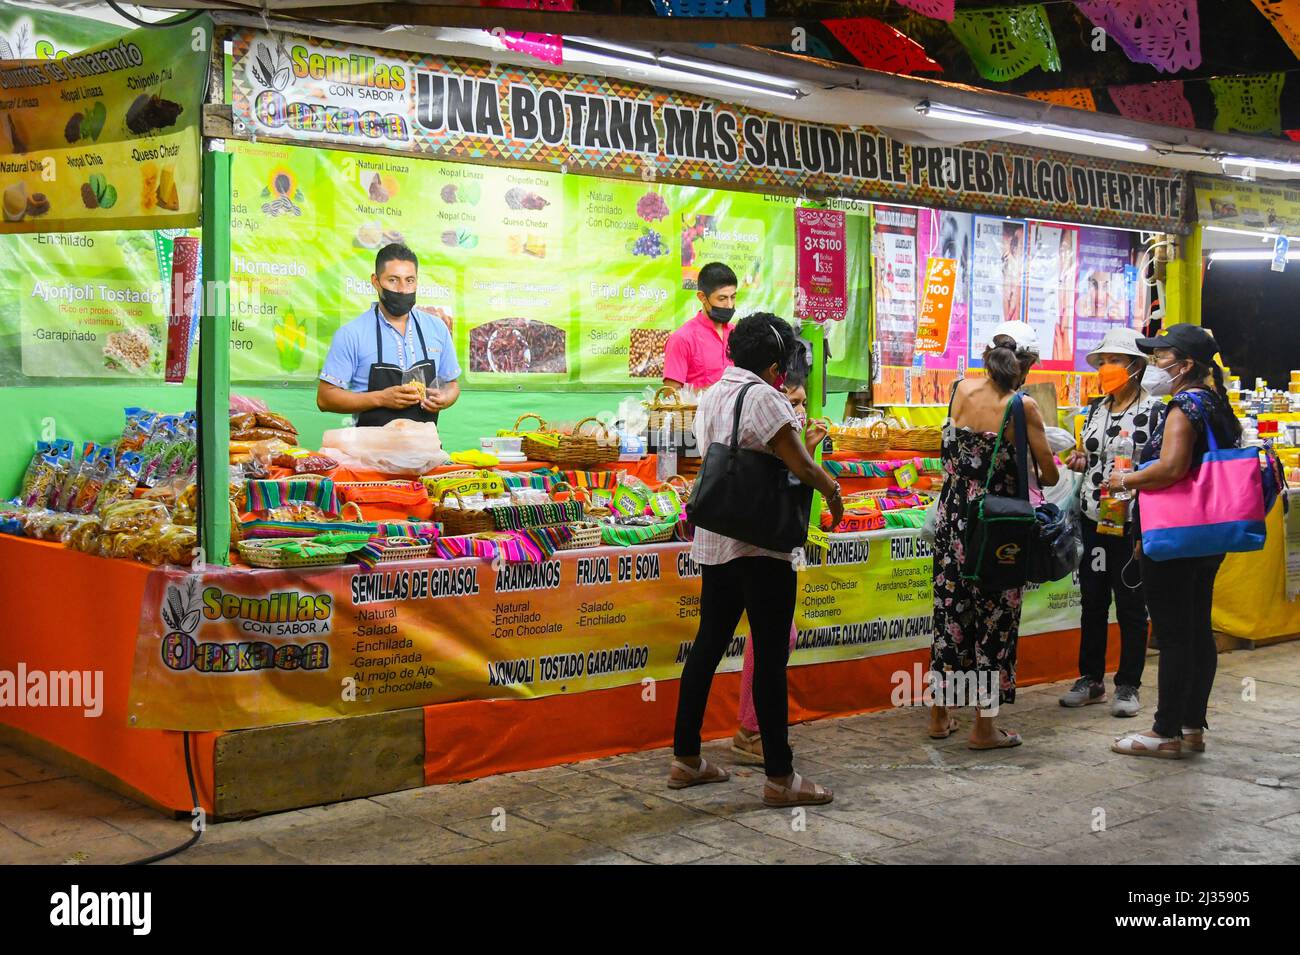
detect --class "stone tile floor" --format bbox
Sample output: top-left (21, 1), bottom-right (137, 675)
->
top-left (2, 643), bottom-right (1299, 865)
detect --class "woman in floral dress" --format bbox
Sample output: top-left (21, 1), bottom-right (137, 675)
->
top-left (928, 321), bottom-right (1060, 749)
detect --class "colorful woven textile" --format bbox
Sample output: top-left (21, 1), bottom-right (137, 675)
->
top-left (246, 478), bottom-right (338, 515)
top-left (489, 500), bottom-right (585, 531)
top-left (336, 480), bottom-right (429, 507)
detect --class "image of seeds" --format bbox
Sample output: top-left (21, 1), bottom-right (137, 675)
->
top-left (439, 184), bottom-right (457, 203)
top-left (64, 112), bottom-right (83, 143)
top-left (629, 328), bottom-right (670, 378)
top-left (80, 182), bottom-right (98, 210)
top-left (125, 94), bottom-right (183, 134)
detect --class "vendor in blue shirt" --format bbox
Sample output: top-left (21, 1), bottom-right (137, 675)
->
top-left (317, 243), bottom-right (461, 426)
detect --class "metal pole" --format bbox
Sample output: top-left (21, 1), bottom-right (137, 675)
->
top-left (199, 141), bottom-right (232, 566)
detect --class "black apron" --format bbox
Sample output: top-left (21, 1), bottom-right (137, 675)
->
top-left (356, 305), bottom-right (440, 428)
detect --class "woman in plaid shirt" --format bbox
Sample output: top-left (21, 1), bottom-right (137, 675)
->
top-left (669, 313), bottom-right (844, 808)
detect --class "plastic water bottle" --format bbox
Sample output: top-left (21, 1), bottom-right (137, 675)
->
top-left (657, 411), bottom-right (677, 481)
top-left (1110, 430), bottom-right (1134, 501)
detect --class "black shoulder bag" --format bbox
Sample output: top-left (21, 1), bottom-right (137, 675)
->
top-left (685, 382), bottom-right (814, 552)
top-left (960, 394), bottom-right (1036, 589)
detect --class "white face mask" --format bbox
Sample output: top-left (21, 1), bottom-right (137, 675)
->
top-left (1142, 363), bottom-right (1184, 397)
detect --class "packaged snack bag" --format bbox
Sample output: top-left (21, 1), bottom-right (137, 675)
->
top-left (56, 442), bottom-right (98, 511)
top-left (116, 407), bottom-right (157, 454)
top-left (71, 446), bottom-right (117, 514)
top-left (96, 451), bottom-right (143, 512)
top-left (21, 447), bottom-right (59, 508)
top-left (138, 416), bottom-right (180, 488)
top-left (17, 442), bottom-right (52, 501)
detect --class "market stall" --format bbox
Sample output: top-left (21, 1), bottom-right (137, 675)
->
top-left (0, 11), bottom-right (1170, 817)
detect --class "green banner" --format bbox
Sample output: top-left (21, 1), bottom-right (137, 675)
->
top-left (0, 16), bottom-right (210, 236)
top-left (223, 138), bottom-right (872, 390)
top-left (0, 6), bottom-right (127, 62)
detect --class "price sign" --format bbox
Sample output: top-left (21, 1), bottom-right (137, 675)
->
top-left (795, 208), bottom-right (847, 323)
top-left (915, 256), bottom-right (957, 355)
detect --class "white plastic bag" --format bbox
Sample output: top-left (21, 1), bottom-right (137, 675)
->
top-left (320, 419), bottom-right (451, 475)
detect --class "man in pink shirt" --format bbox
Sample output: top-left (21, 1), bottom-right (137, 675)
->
top-left (663, 262), bottom-right (738, 390)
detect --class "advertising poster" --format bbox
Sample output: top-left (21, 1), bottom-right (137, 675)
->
top-left (1025, 221), bottom-right (1080, 370)
top-left (915, 207), bottom-right (971, 371)
top-left (969, 217), bottom-right (1027, 364)
top-left (128, 534), bottom-right (1081, 731)
top-left (0, 17), bottom-right (210, 234)
top-left (795, 207), bottom-right (847, 323)
top-left (872, 205), bottom-right (918, 366)
top-left (1073, 227), bottom-right (1137, 372)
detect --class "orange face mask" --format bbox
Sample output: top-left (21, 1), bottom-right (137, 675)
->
top-left (1098, 363), bottom-right (1134, 395)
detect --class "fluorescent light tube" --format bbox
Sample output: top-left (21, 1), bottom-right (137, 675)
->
top-left (1208, 250), bottom-right (1300, 261)
top-left (918, 102), bottom-right (1149, 152)
top-left (1221, 156), bottom-right (1300, 175)
top-left (563, 39), bottom-right (801, 100)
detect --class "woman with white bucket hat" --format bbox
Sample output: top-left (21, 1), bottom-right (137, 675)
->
top-left (1059, 326), bottom-right (1163, 717)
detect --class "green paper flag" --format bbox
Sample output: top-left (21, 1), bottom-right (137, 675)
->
top-left (1209, 74), bottom-right (1285, 136)
top-left (949, 4), bottom-right (1061, 82)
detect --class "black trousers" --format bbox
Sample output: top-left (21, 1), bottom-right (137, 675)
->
top-left (673, 556), bottom-right (796, 778)
top-left (1078, 517), bottom-right (1150, 688)
top-left (1141, 552), bottom-right (1224, 738)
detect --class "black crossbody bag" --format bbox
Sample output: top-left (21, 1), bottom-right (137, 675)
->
top-left (961, 394), bottom-right (1036, 589)
top-left (685, 382), bottom-right (814, 552)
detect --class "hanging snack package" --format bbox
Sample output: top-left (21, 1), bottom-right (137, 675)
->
top-left (229, 411), bottom-right (258, 432)
top-left (138, 415), bottom-right (180, 488)
top-left (56, 442), bottom-right (98, 511)
top-left (166, 412), bottom-right (198, 481)
top-left (20, 444), bottom-right (59, 508)
top-left (96, 451), bottom-right (143, 512)
top-left (116, 407), bottom-right (157, 455)
top-left (17, 441), bottom-right (53, 502)
top-left (71, 445), bottom-right (117, 514)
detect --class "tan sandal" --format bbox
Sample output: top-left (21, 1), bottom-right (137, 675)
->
top-left (1111, 731), bottom-right (1182, 759)
top-left (968, 728), bottom-right (1022, 750)
top-left (929, 716), bottom-right (959, 739)
top-left (667, 757), bottom-right (731, 790)
top-left (762, 771), bottom-right (833, 808)
top-left (1182, 728), bottom-right (1206, 753)
top-left (731, 730), bottom-right (765, 766)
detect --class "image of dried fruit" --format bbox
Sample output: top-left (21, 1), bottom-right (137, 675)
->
top-left (504, 186), bottom-right (548, 211)
top-left (125, 94), bottom-right (183, 135)
top-left (79, 182), bottom-right (98, 210)
top-left (367, 172), bottom-right (388, 202)
top-left (630, 228), bottom-right (668, 258)
top-left (64, 112), bottom-right (83, 143)
top-left (636, 191), bottom-right (669, 223)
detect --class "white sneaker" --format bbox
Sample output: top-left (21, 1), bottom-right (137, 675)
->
top-left (1111, 685), bottom-right (1140, 717)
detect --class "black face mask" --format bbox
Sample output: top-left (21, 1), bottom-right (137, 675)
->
top-left (706, 305), bottom-right (735, 325)
top-left (379, 287), bottom-right (416, 317)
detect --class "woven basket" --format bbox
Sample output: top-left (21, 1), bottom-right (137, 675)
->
top-left (571, 487), bottom-right (611, 518)
top-left (237, 539), bottom-right (351, 569)
top-left (829, 421), bottom-right (890, 454)
top-left (547, 417), bottom-right (620, 468)
top-left (557, 521), bottom-right (602, 550)
top-left (647, 385), bottom-right (697, 435)
top-left (434, 488), bottom-right (496, 536)
top-left (508, 413), bottom-right (562, 463)
top-left (663, 474), bottom-right (692, 503)
top-left (890, 426), bottom-right (943, 452)
top-left (364, 537), bottom-right (434, 562)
